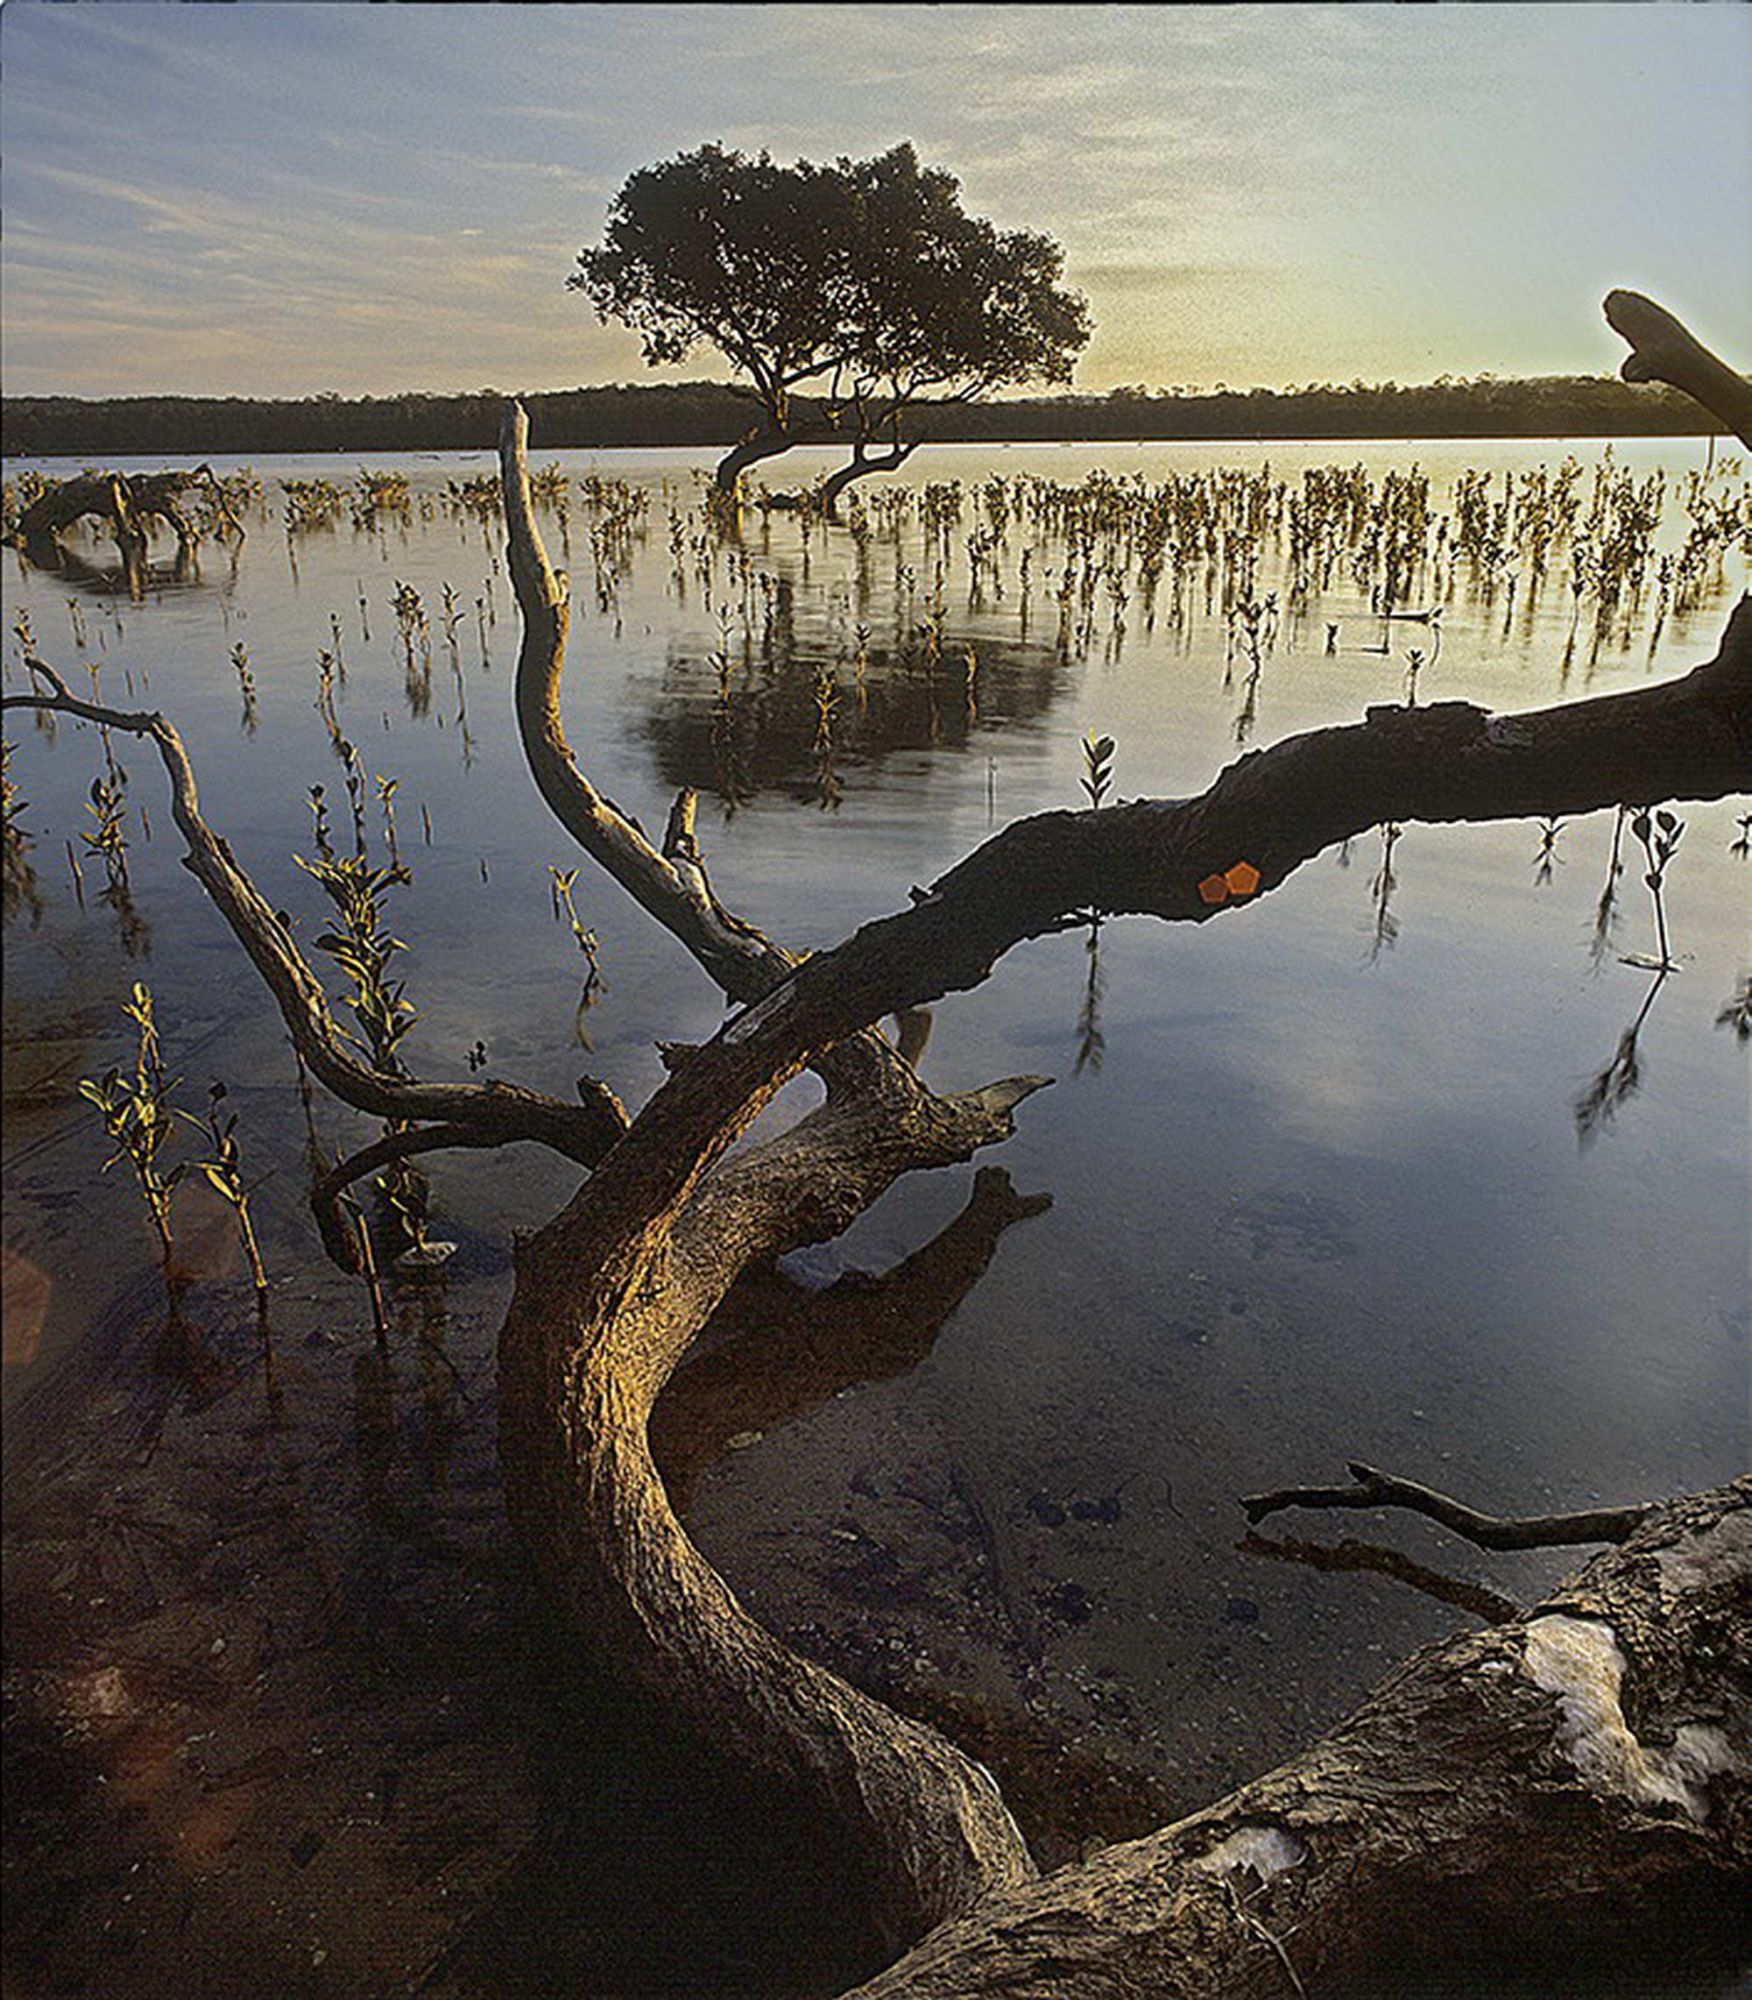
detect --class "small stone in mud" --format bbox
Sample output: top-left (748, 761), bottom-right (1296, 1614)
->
top-left (1069, 1495), bottom-right (1123, 1524)
top-left (1045, 1582), bottom-right (1095, 1625)
top-left (290, 1829), bottom-right (324, 1868)
top-left (1026, 1493), bottom-right (1067, 1527)
top-left (1223, 1596), bottom-right (1261, 1625)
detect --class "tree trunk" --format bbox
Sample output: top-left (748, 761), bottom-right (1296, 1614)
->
top-left (13, 471), bottom-right (149, 578)
top-left (822, 437), bottom-right (921, 519)
top-left (714, 422), bottom-right (795, 495)
top-left (847, 1480), bottom-right (1750, 1997)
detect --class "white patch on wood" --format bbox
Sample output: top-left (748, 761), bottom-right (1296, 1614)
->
top-left (724, 981), bottom-right (794, 1044)
top-left (1655, 1507), bottom-right (1751, 1600)
top-left (1192, 1824), bottom-right (1308, 1882)
top-left (1522, 1613), bottom-right (1738, 1822)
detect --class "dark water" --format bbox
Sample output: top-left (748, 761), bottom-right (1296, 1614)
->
top-left (3, 439), bottom-right (1747, 1995)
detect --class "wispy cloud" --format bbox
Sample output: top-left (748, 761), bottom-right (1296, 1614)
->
top-left (2, 2), bottom-right (1747, 396)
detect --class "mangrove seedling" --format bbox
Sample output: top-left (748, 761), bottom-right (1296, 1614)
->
top-left (79, 982), bottom-right (182, 1281)
top-left (1081, 731), bottom-right (1115, 810)
top-left (550, 865), bottom-right (605, 1040)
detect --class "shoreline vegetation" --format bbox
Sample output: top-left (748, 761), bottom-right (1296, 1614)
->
top-left (1, 372), bottom-right (1721, 461)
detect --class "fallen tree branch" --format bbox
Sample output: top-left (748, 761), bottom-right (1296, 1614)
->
top-left (1605, 291), bottom-right (1752, 448)
top-left (501, 401), bottom-right (928, 1104)
top-left (0, 663), bottom-right (630, 1177)
top-left (846, 1480), bottom-right (1750, 1997)
top-left (500, 1068), bottom-right (1050, 1951)
top-left (496, 507), bottom-right (1747, 1963)
top-left (1241, 1461), bottom-right (1655, 1550)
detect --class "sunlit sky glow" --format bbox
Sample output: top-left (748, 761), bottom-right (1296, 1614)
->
top-left (2, 2), bottom-right (1748, 400)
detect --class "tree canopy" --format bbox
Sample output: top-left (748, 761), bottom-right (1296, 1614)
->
top-left (570, 142), bottom-right (1091, 494)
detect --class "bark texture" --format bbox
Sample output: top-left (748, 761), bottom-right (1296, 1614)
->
top-left (498, 1067), bottom-right (1048, 1949)
top-left (714, 421), bottom-right (796, 494)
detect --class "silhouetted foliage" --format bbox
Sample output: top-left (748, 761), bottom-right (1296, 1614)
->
top-left (569, 141), bottom-right (1090, 489)
top-left (2, 374), bottom-right (1715, 461)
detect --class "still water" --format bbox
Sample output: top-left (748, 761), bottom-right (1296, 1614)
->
top-left (3, 439), bottom-right (1747, 1994)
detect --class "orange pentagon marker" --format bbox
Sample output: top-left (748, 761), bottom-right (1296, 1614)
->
top-left (1198, 872), bottom-right (1230, 905)
top-left (1223, 861), bottom-right (1261, 897)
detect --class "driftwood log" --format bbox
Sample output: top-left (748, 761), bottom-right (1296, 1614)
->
top-left (5, 294), bottom-right (1749, 1992)
top-left (10, 464), bottom-right (243, 581)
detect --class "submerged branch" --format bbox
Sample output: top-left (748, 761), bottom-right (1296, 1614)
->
top-left (1241, 1460), bottom-right (1654, 1550)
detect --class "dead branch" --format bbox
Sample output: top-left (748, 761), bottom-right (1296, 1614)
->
top-left (499, 1067), bottom-right (1050, 1950)
top-left (1241, 1461), bottom-right (1654, 1550)
top-left (1238, 1528), bottom-right (1522, 1627)
top-left (501, 402), bottom-right (920, 1105)
top-left (495, 566), bottom-right (1746, 1957)
top-left (1605, 291), bottom-right (1752, 448)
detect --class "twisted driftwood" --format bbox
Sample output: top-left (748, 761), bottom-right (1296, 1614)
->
top-left (7, 294), bottom-right (1746, 1990)
top-left (12, 464), bottom-right (245, 576)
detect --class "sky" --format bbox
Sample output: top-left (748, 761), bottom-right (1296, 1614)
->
top-left (2, 2), bottom-right (1748, 401)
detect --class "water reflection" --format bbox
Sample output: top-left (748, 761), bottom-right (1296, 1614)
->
top-left (1239, 1529), bottom-right (1519, 1626)
top-left (651, 1166), bottom-right (1051, 1514)
top-left (1575, 968), bottom-right (1670, 1145)
top-left (642, 623), bottom-right (1070, 805)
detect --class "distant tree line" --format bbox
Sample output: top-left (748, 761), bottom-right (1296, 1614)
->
top-left (2, 373), bottom-right (1715, 461)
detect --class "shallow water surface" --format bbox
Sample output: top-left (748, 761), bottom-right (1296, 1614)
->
top-left (3, 438), bottom-right (1747, 1994)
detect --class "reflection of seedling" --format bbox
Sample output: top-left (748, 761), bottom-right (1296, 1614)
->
top-left (1590, 805), bottom-right (1628, 967)
top-left (1715, 976), bottom-right (1751, 1043)
top-left (1533, 816), bottom-right (1562, 887)
top-left (1621, 808), bottom-right (1683, 973)
top-left (1074, 918), bottom-right (1106, 1076)
top-left (79, 983), bottom-right (182, 1277)
top-left (1731, 813), bottom-right (1751, 860)
top-left (186, 1081), bottom-right (271, 1314)
top-left (376, 775), bottom-right (403, 872)
top-left (1081, 731), bottom-right (1115, 809)
top-left (1368, 822), bottom-right (1402, 961)
top-left (230, 643), bottom-right (259, 734)
top-left (1576, 969), bottom-right (1668, 1145)
top-left (1403, 646), bottom-right (1425, 706)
